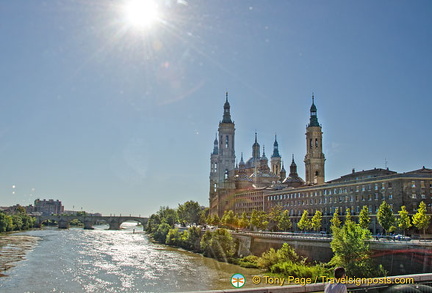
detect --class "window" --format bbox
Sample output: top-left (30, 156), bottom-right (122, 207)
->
top-left (412, 193), bottom-right (417, 199)
top-left (388, 194), bottom-right (392, 199)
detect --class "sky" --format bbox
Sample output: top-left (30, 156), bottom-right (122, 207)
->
top-left (0, 0), bottom-right (431, 216)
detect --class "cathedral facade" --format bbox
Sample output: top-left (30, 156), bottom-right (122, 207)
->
top-left (209, 93), bottom-right (324, 216)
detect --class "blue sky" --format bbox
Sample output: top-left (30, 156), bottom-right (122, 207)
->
top-left (0, 1), bottom-right (431, 216)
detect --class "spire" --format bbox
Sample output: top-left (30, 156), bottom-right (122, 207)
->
top-left (271, 134), bottom-right (281, 158)
top-left (222, 92), bottom-right (232, 123)
top-left (262, 145), bottom-right (267, 159)
top-left (212, 133), bottom-right (218, 155)
top-left (289, 154), bottom-right (298, 177)
top-left (308, 93), bottom-right (319, 127)
top-left (280, 161), bottom-right (287, 180)
top-left (252, 132), bottom-right (260, 159)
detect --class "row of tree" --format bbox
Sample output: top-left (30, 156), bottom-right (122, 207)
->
top-left (0, 206), bottom-right (36, 233)
top-left (209, 200), bottom-right (431, 235)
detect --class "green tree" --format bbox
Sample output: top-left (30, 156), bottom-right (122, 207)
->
top-left (165, 228), bottom-right (182, 246)
top-left (330, 217), bottom-right (384, 277)
top-left (153, 223), bottom-right (171, 243)
top-left (268, 205), bottom-right (283, 231)
top-left (297, 210), bottom-right (311, 232)
top-left (200, 228), bottom-right (236, 261)
top-left (181, 226), bottom-right (202, 251)
top-left (278, 210), bottom-right (292, 231)
top-left (0, 212), bottom-right (13, 232)
top-left (359, 205), bottom-right (371, 230)
top-left (397, 206), bottom-right (412, 235)
top-left (377, 201), bottom-right (395, 234)
top-left (212, 214), bottom-right (220, 226)
top-left (412, 201), bottom-right (431, 235)
top-left (250, 210), bottom-right (268, 231)
top-left (157, 206), bottom-right (178, 227)
top-left (238, 212), bottom-right (250, 229)
top-left (177, 201), bottom-right (201, 226)
top-left (345, 208), bottom-right (352, 223)
top-left (221, 210), bottom-right (237, 229)
top-left (146, 213), bottom-right (162, 233)
top-left (198, 207), bottom-right (209, 225)
top-left (330, 208), bottom-right (341, 232)
top-left (311, 210), bottom-right (322, 232)
top-left (11, 214), bottom-right (23, 230)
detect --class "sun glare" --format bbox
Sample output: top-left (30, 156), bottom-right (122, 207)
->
top-left (124, 0), bottom-right (160, 28)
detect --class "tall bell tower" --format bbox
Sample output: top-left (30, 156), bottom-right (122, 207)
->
top-left (209, 92), bottom-right (236, 216)
top-left (304, 94), bottom-right (325, 185)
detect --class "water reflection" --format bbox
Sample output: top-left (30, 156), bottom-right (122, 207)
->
top-left (0, 223), bottom-right (260, 292)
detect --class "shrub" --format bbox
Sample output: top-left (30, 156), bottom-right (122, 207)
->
top-left (271, 261), bottom-right (329, 279)
top-left (238, 255), bottom-right (259, 268)
top-left (257, 243), bottom-right (300, 270)
top-left (153, 223), bottom-right (171, 243)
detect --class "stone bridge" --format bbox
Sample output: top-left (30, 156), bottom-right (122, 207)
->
top-left (34, 215), bottom-right (148, 230)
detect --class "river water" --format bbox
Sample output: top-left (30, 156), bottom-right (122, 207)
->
top-left (0, 223), bottom-right (261, 293)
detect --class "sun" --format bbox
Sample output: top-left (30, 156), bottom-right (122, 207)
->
top-left (124, 0), bottom-right (160, 28)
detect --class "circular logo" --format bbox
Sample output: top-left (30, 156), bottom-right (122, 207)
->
top-left (231, 273), bottom-right (246, 288)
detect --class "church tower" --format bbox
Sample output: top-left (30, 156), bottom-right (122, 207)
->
top-left (217, 92), bottom-right (236, 185)
top-left (304, 94), bottom-right (325, 185)
top-left (209, 93), bottom-right (236, 216)
top-left (271, 135), bottom-right (282, 177)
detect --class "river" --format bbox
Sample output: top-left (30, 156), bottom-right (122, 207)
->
top-left (0, 223), bottom-right (261, 293)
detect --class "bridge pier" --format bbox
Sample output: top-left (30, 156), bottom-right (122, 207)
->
top-left (108, 222), bottom-right (121, 230)
top-left (83, 219), bottom-right (94, 230)
top-left (58, 219), bottom-right (70, 229)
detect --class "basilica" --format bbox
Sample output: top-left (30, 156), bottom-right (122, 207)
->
top-left (209, 92), bottom-right (325, 216)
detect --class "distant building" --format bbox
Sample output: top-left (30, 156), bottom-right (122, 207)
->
top-left (208, 93), bottom-right (432, 234)
top-left (33, 199), bottom-right (64, 216)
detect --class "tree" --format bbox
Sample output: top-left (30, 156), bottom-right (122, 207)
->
top-left (157, 206), bottom-right (178, 227)
top-left (153, 223), bottom-right (171, 243)
top-left (238, 212), bottom-right (250, 229)
top-left (397, 206), bottom-right (412, 235)
top-left (329, 218), bottom-right (384, 277)
top-left (412, 201), bottom-right (431, 235)
top-left (377, 201), bottom-right (395, 234)
top-left (200, 228), bottom-right (236, 261)
top-left (345, 208), bottom-right (352, 223)
top-left (177, 201), bottom-right (201, 226)
top-left (330, 208), bottom-right (341, 232)
top-left (297, 210), bottom-right (311, 232)
top-left (278, 210), bottom-right (292, 231)
top-left (311, 210), bottom-right (322, 232)
top-left (250, 210), bottom-right (268, 231)
top-left (359, 205), bottom-right (371, 230)
top-left (0, 212), bottom-right (13, 232)
top-left (221, 210), bottom-right (237, 229)
top-left (268, 205), bottom-right (283, 231)
top-left (198, 207), bottom-right (209, 225)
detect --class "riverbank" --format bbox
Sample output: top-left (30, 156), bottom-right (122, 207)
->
top-left (0, 233), bottom-right (40, 276)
